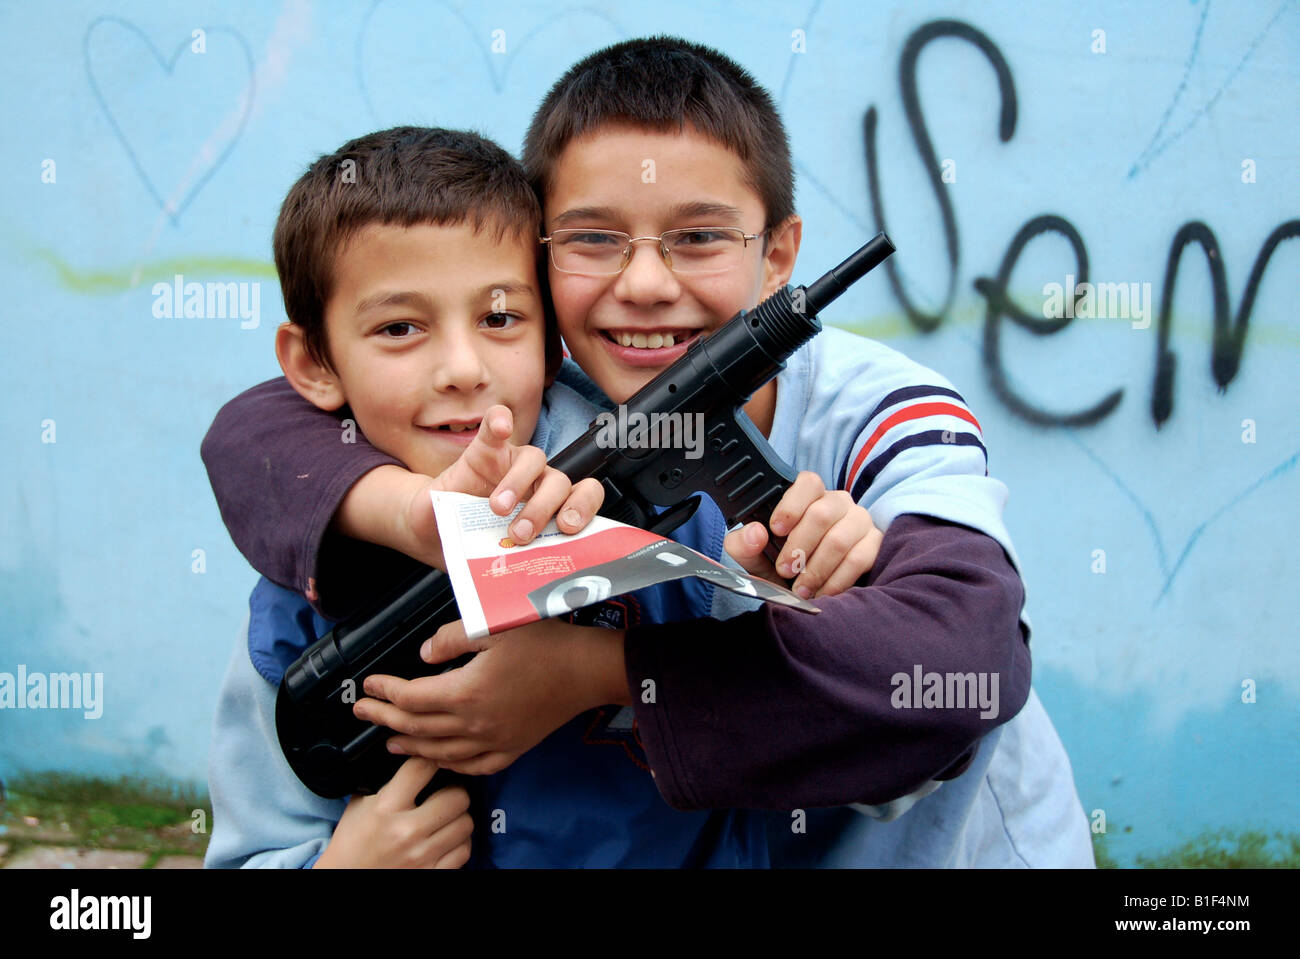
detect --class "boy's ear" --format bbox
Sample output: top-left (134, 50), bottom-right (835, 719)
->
top-left (759, 214), bottom-right (802, 300)
top-left (275, 322), bottom-right (346, 411)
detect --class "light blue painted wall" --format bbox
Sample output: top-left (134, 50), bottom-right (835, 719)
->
top-left (1, 0), bottom-right (1296, 866)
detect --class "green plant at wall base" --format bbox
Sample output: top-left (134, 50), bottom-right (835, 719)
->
top-left (0, 772), bottom-right (211, 865)
top-left (1092, 828), bottom-right (1300, 868)
top-left (1091, 834), bottom-right (1119, 869)
top-left (1135, 830), bottom-right (1300, 869)
top-left (6, 771), bottom-right (207, 809)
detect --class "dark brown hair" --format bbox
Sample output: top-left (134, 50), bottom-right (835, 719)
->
top-left (273, 126), bottom-right (559, 375)
top-left (523, 37), bottom-right (795, 230)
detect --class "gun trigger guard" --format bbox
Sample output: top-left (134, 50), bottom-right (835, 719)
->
top-left (647, 497), bottom-right (701, 537)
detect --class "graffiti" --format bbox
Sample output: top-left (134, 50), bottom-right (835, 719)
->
top-left (864, 19), bottom-right (1016, 335)
top-left (864, 19), bottom-right (1299, 429)
top-left (975, 215), bottom-right (1120, 428)
top-left (1149, 220), bottom-right (1300, 428)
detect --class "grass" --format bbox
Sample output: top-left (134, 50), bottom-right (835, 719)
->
top-left (1093, 828), bottom-right (1300, 869)
top-left (1092, 833), bottom-right (1120, 868)
top-left (0, 771), bottom-right (211, 866)
top-left (1135, 830), bottom-right (1300, 869)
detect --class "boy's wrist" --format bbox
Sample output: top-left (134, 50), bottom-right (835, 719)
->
top-left (335, 465), bottom-right (444, 569)
top-left (551, 623), bottom-right (631, 710)
top-left (393, 471), bottom-right (445, 569)
top-left (575, 626), bottom-right (631, 708)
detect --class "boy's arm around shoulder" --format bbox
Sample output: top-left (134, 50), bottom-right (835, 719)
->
top-left (624, 514), bottom-right (1031, 811)
top-left (204, 625), bottom-right (347, 868)
top-left (200, 377), bottom-right (416, 618)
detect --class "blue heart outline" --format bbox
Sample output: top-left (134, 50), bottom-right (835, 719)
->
top-left (354, 0), bottom-right (626, 125)
top-left (1069, 432), bottom-right (1300, 605)
top-left (83, 16), bottom-right (255, 224)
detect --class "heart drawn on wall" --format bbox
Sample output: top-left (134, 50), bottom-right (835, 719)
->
top-left (354, 0), bottom-right (624, 148)
top-left (84, 16), bottom-right (254, 223)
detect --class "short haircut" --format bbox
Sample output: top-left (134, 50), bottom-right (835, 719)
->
top-left (273, 126), bottom-right (559, 374)
top-left (523, 36), bottom-right (794, 230)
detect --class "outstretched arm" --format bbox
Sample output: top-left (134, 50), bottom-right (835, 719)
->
top-left (623, 514), bottom-right (1032, 810)
top-left (201, 379), bottom-right (602, 620)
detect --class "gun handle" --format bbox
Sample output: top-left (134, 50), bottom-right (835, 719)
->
top-left (650, 408), bottom-right (798, 576)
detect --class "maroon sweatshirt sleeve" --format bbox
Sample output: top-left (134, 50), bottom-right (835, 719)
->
top-left (199, 377), bottom-right (417, 619)
top-left (623, 514), bottom-right (1032, 811)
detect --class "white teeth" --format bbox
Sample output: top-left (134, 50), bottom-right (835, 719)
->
top-left (610, 330), bottom-right (688, 348)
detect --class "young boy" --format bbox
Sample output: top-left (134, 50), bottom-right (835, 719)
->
top-left (201, 125), bottom-right (613, 868)
top-left (203, 125), bottom-right (881, 868)
top-left (205, 39), bottom-right (1091, 866)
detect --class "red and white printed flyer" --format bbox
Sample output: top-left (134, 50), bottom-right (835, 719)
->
top-left (430, 490), bottom-right (820, 638)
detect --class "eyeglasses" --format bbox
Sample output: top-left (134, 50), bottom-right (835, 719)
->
top-left (540, 227), bottom-right (764, 276)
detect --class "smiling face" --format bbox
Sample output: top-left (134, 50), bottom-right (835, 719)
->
top-left (314, 221), bottom-right (547, 477)
top-left (544, 123), bottom-right (801, 405)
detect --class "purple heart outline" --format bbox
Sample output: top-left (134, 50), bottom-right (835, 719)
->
top-left (354, 0), bottom-right (626, 126)
top-left (83, 16), bottom-right (255, 223)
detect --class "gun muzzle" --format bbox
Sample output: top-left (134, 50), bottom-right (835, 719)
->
top-left (803, 232), bottom-right (896, 316)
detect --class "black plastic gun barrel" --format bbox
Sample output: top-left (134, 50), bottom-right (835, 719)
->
top-left (276, 233), bottom-right (895, 800)
top-left (804, 232), bottom-right (896, 316)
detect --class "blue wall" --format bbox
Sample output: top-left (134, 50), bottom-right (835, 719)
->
top-left (1, 0), bottom-right (1296, 866)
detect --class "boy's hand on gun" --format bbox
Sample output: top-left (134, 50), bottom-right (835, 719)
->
top-left (357, 618), bottom-right (617, 776)
top-left (312, 757), bottom-right (472, 869)
top-left (352, 404), bottom-right (604, 571)
top-left (723, 471), bottom-right (884, 599)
